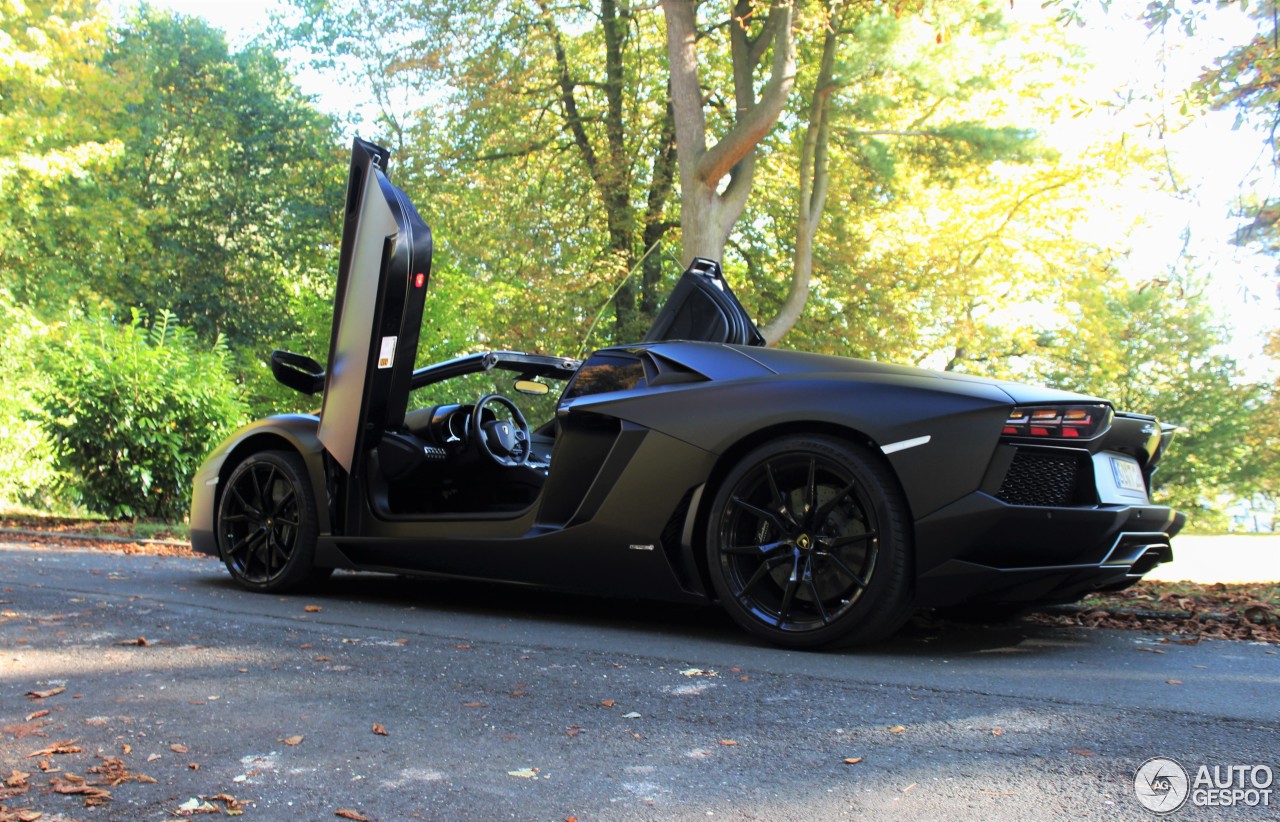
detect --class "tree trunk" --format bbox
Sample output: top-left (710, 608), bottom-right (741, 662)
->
top-left (660, 0), bottom-right (795, 267)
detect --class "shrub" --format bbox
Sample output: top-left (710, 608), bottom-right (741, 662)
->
top-left (37, 309), bottom-right (247, 520)
top-left (0, 294), bottom-right (58, 510)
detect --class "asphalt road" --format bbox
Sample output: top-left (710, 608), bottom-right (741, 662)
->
top-left (1, 542), bottom-right (1277, 821)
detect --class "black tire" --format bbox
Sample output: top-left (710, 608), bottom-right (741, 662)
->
top-left (706, 436), bottom-right (913, 648)
top-left (216, 450), bottom-right (329, 593)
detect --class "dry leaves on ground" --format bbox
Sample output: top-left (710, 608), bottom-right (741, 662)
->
top-left (1028, 581), bottom-right (1280, 643)
top-left (25, 741), bottom-right (80, 759)
top-left (49, 774), bottom-right (111, 807)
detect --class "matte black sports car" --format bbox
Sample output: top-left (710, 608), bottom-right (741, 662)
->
top-left (190, 138), bottom-right (1185, 648)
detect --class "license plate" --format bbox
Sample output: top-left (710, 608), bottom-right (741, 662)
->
top-left (1110, 457), bottom-right (1146, 492)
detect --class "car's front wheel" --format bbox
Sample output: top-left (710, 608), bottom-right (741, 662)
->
top-left (216, 450), bottom-right (329, 592)
top-left (706, 436), bottom-right (913, 648)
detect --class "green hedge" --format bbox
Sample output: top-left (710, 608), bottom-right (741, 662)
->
top-left (36, 309), bottom-right (247, 520)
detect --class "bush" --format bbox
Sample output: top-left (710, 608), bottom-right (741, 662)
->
top-left (36, 309), bottom-right (247, 520)
top-left (0, 294), bottom-right (58, 510)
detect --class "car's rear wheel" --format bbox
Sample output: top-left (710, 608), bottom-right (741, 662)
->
top-left (217, 450), bottom-right (329, 592)
top-left (706, 436), bottom-right (913, 648)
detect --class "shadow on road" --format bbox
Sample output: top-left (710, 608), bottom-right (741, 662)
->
top-left (197, 567), bottom-right (1080, 658)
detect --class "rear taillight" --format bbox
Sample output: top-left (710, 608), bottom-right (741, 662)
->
top-left (1002, 404), bottom-right (1111, 440)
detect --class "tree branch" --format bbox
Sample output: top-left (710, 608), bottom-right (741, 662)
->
top-left (697, 1), bottom-right (795, 186)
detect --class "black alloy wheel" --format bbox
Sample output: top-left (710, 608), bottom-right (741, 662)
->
top-left (707, 436), bottom-right (913, 648)
top-left (216, 450), bottom-right (329, 592)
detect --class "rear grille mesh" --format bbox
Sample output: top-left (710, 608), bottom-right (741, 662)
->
top-left (997, 450), bottom-right (1088, 506)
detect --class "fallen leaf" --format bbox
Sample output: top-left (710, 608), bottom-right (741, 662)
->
top-left (888, 725), bottom-right (907, 734)
top-left (599, 700), bottom-right (616, 708)
top-left (680, 668), bottom-right (718, 678)
top-left (454, 643), bottom-right (471, 650)
top-left (335, 811), bottom-right (370, 821)
top-left (843, 757), bottom-right (864, 765)
top-left (462, 702), bottom-right (486, 709)
top-left (120, 744), bottom-right (131, 755)
top-left (718, 739), bottom-right (737, 746)
top-left (622, 712), bottom-right (642, 719)
top-left (372, 724), bottom-right (388, 736)
top-left (280, 736), bottom-right (304, 746)
top-left (26, 740), bottom-right (81, 758)
top-left (1, 808), bottom-right (42, 822)
top-left (303, 605), bottom-right (322, 613)
top-left (902, 783), bottom-right (917, 793)
top-left (176, 797), bottom-right (219, 814)
top-left (115, 637), bottom-right (149, 647)
top-left (87, 757), bottom-right (156, 787)
top-left (1069, 748), bottom-right (1096, 757)
top-left (394, 638), bottom-right (410, 645)
top-left (3, 723), bottom-right (47, 741)
top-left (4, 769), bottom-right (31, 789)
top-left (1166, 679), bottom-right (1183, 685)
top-left (210, 794), bottom-right (245, 812)
top-left (1136, 647), bottom-right (1165, 654)
top-left (169, 743), bottom-right (189, 754)
top-left (188, 763), bottom-right (200, 771)
top-left (991, 728), bottom-right (1004, 737)
top-left (313, 656), bottom-right (332, 662)
top-left (50, 774), bottom-right (111, 806)
top-left (507, 768), bottom-right (539, 779)
top-left (23, 711), bottom-right (49, 722)
top-left (25, 688), bottom-right (64, 701)
top-left (146, 754), bottom-right (161, 762)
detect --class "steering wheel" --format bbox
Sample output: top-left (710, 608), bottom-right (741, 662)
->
top-left (470, 394), bottom-right (531, 467)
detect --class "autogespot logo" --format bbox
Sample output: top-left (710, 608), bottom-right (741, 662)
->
top-left (1134, 758), bottom-right (1275, 813)
top-left (1134, 757), bottom-right (1190, 814)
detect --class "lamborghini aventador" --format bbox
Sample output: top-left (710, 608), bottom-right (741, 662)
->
top-left (189, 138), bottom-right (1185, 648)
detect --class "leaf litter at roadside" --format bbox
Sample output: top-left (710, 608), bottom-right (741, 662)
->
top-left (1025, 581), bottom-right (1280, 644)
top-left (0, 515), bottom-right (193, 557)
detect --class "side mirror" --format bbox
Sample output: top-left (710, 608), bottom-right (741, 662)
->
top-left (270, 350), bottom-right (325, 395)
top-left (514, 379), bottom-right (549, 396)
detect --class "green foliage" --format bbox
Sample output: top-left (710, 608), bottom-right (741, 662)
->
top-left (35, 309), bottom-right (247, 520)
top-left (1033, 274), bottom-right (1265, 517)
top-left (0, 291), bottom-right (59, 510)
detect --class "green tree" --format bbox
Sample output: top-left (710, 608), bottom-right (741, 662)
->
top-left (0, 0), bottom-right (129, 310)
top-left (1033, 273), bottom-right (1264, 521)
top-left (98, 10), bottom-right (344, 352)
top-left (285, 0), bottom-right (678, 343)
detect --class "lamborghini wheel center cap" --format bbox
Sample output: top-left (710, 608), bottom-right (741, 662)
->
top-left (797, 534), bottom-right (812, 550)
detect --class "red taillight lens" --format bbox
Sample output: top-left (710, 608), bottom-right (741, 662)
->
top-left (1002, 404), bottom-right (1110, 440)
